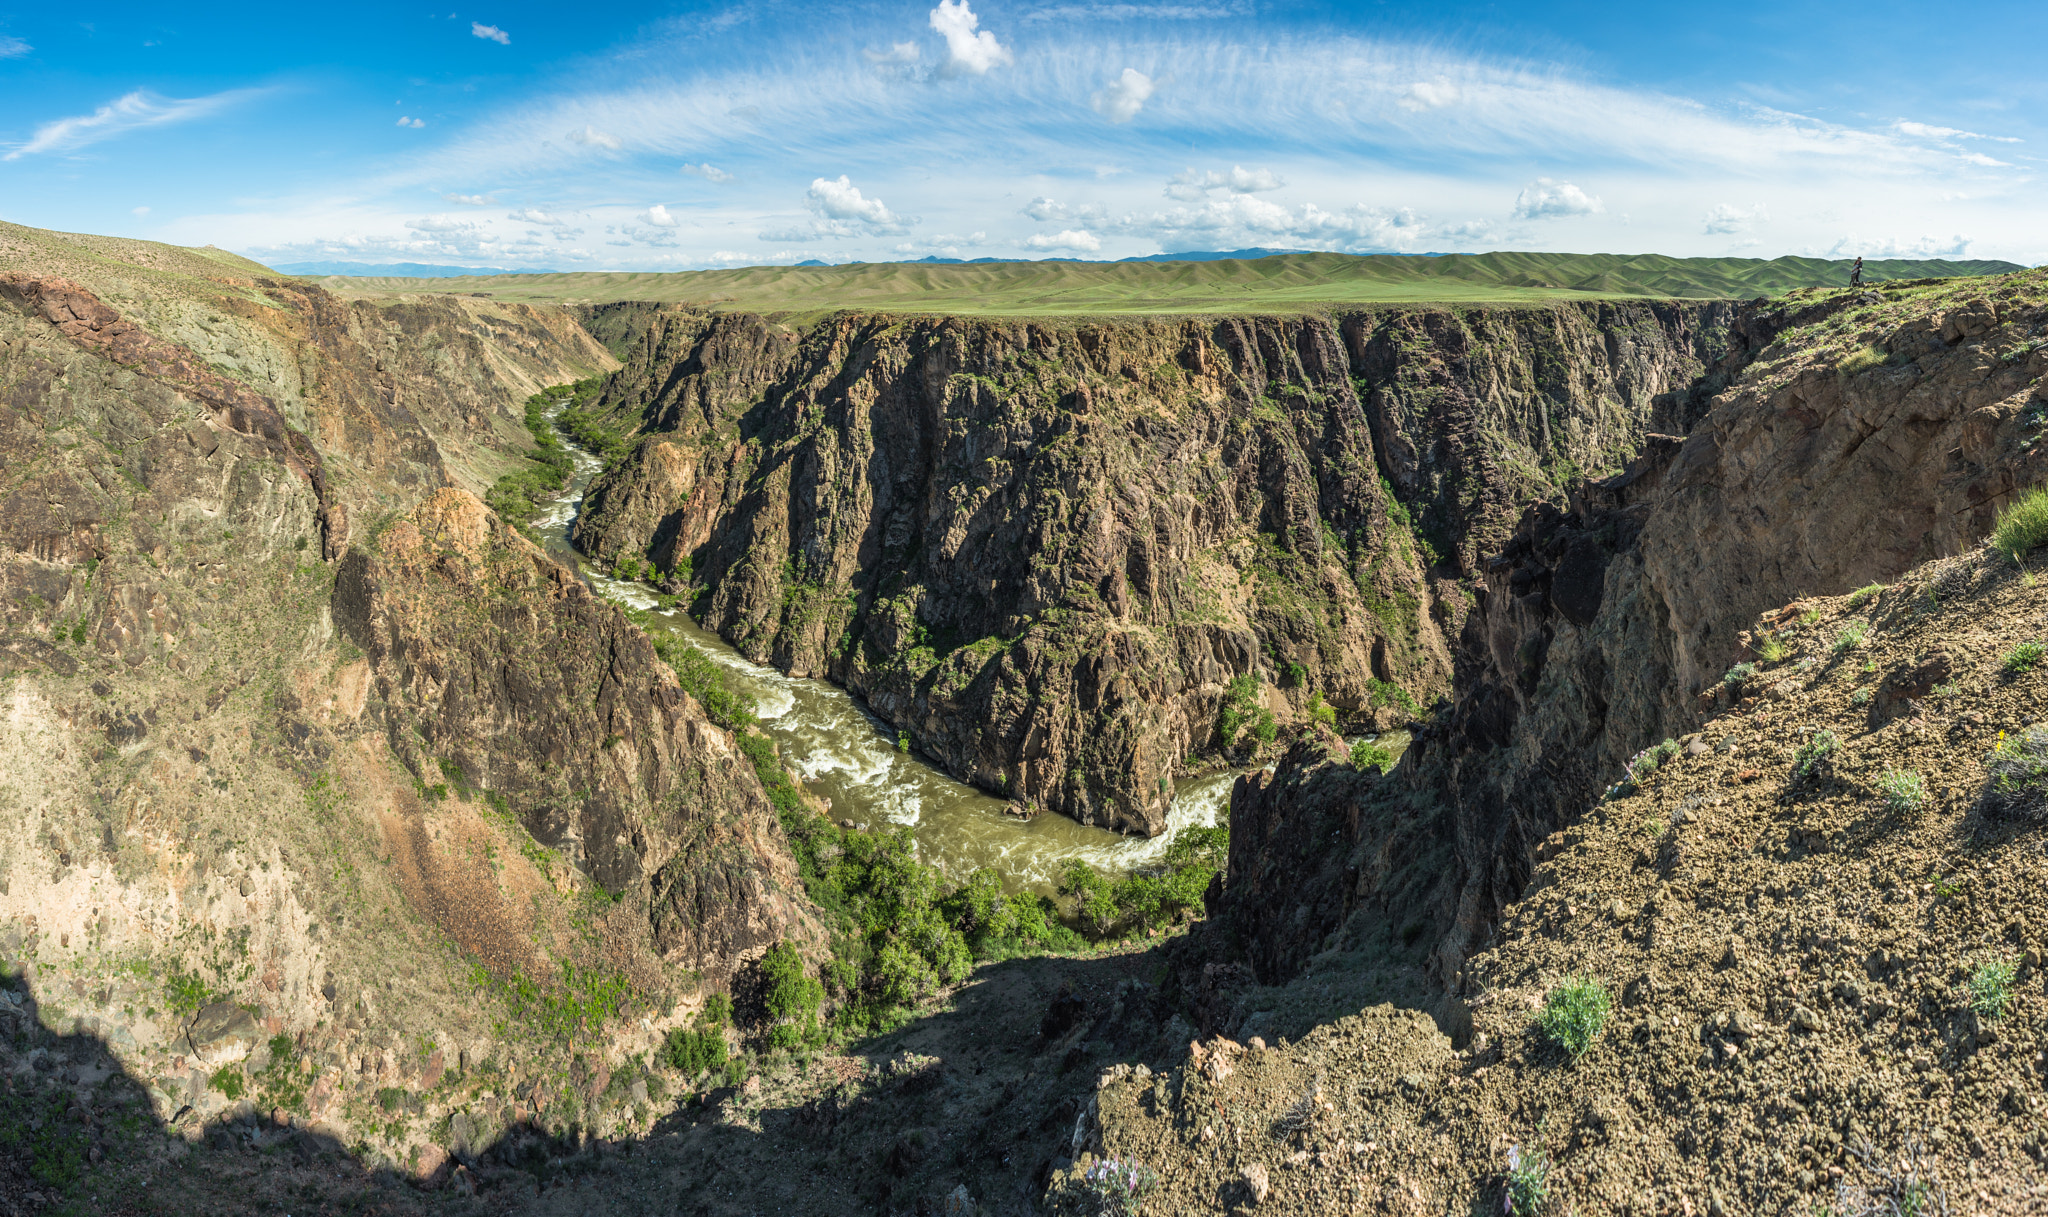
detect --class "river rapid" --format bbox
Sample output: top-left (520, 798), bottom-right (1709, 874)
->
top-left (534, 435), bottom-right (1403, 893)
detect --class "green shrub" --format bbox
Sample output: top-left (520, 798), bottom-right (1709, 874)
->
top-left (1216, 673), bottom-right (1262, 747)
top-left (1304, 690), bottom-right (1337, 728)
top-left (1537, 977), bottom-right (1609, 1058)
top-left (1504, 1144), bottom-right (1550, 1216)
top-left (1832, 620), bottom-right (1868, 654)
top-left (1991, 487), bottom-right (2048, 565)
top-left (1793, 729), bottom-right (1841, 778)
top-left (2003, 640), bottom-right (2046, 673)
top-left (1876, 769), bottom-right (1926, 814)
top-left (1365, 678), bottom-right (1418, 715)
top-left (1721, 663), bottom-right (1756, 688)
top-left (1846, 582), bottom-right (1886, 610)
top-left (209, 1066), bottom-right (245, 1100)
top-left (759, 941), bottom-right (825, 1050)
top-left (1629, 739), bottom-right (1680, 782)
top-left (1967, 959), bottom-right (2018, 1021)
top-left (1985, 726), bottom-right (2048, 823)
top-left (659, 1026), bottom-right (728, 1076)
top-left (1351, 739), bottom-right (1397, 773)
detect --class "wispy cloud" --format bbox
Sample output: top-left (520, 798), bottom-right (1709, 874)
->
top-left (681, 162), bottom-right (733, 182)
top-left (5, 88), bottom-right (258, 160)
top-left (1703, 202), bottom-right (1767, 235)
top-left (565, 125), bottom-right (622, 150)
top-left (1893, 120), bottom-right (2020, 143)
top-left (0, 35), bottom-right (29, 59)
top-left (1165, 165), bottom-right (1283, 199)
top-left (397, 116), bottom-right (426, 128)
top-left (444, 193), bottom-right (494, 205)
top-left (472, 23), bottom-right (511, 46)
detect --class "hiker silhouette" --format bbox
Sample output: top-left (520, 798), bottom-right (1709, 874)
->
top-left (1851, 256), bottom-right (1864, 288)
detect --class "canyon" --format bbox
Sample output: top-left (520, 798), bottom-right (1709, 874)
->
top-left (0, 221), bottom-right (2042, 1216)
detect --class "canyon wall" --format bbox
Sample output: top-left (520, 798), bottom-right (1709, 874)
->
top-left (1205, 271), bottom-right (2048, 995)
top-left (571, 302), bottom-right (1725, 834)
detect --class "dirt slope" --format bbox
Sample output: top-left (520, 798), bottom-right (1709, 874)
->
top-left (1091, 546), bottom-right (2048, 1214)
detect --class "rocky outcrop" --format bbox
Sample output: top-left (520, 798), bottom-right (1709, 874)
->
top-left (1212, 271), bottom-right (2048, 991)
top-left (572, 303), bottom-right (1724, 834)
top-left (333, 487), bottom-right (815, 976)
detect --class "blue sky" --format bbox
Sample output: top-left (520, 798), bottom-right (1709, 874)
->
top-left (0, 1), bottom-right (2041, 270)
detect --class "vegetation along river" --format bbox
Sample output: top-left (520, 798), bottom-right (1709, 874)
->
top-left (535, 434), bottom-right (1404, 893)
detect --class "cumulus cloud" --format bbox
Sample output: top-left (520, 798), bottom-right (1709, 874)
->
top-left (1165, 165), bottom-right (1284, 200)
top-left (1825, 233), bottom-right (1973, 259)
top-left (406, 215), bottom-right (480, 235)
top-left (0, 35), bottom-right (28, 58)
top-left (1026, 229), bottom-right (1102, 252)
top-left (641, 204), bottom-right (681, 227)
top-left (508, 208), bottom-right (568, 225)
top-left (5, 88), bottom-right (256, 160)
top-left (930, 0), bottom-right (1011, 76)
top-left (472, 22), bottom-right (511, 45)
top-left (1512, 179), bottom-right (1603, 219)
top-left (1703, 203), bottom-right (1768, 235)
top-left (1398, 78), bottom-right (1459, 111)
top-left (808, 175), bottom-right (902, 227)
top-left (566, 125), bottom-right (622, 150)
top-left (1023, 197), bottom-right (1107, 224)
top-left (681, 162), bottom-right (733, 182)
top-left (397, 116), bottom-right (426, 128)
top-left (1091, 69), bottom-right (1155, 123)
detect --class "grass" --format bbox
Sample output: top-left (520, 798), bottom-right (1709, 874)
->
top-left (1984, 726), bottom-right (2048, 823)
top-left (1756, 634), bottom-right (1788, 663)
top-left (306, 251), bottom-right (2024, 315)
top-left (1967, 959), bottom-right (2018, 1020)
top-left (2003, 640), bottom-right (2046, 674)
top-left (1991, 488), bottom-right (2048, 566)
top-left (1836, 344), bottom-right (1888, 377)
top-left (1504, 1144), bottom-right (1550, 1216)
top-left (1537, 977), bottom-right (1609, 1058)
top-left (1846, 583), bottom-right (1886, 610)
top-left (1832, 620), bottom-right (1868, 654)
top-left (1876, 769), bottom-right (1927, 814)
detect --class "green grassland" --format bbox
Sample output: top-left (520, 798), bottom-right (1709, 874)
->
top-left (314, 250), bottom-right (2025, 315)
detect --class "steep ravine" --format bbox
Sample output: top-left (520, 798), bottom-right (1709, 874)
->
top-left (568, 303), bottom-right (1724, 836)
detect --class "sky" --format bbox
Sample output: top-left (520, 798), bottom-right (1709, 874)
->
top-left (0, 1), bottom-right (2042, 272)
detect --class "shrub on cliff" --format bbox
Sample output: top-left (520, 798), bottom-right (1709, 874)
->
top-left (1537, 977), bottom-right (1609, 1058)
top-left (1056, 824), bottom-right (1227, 939)
top-left (760, 941), bottom-right (826, 1050)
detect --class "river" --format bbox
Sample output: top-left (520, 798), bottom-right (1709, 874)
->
top-left (533, 433), bottom-right (1403, 892)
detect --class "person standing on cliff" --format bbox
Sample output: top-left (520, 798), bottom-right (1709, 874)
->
top-left (1850, 256), bottom-right (1864, 288)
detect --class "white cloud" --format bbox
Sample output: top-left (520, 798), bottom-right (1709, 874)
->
top-left (865, 41), bottom-right (921, 66)
top-left (131, 205), bottom-right (150, 216)
top-left (1164, 165), bottom-right (1284, 200)
top-left (566, 125), bottom-right (622, 150)
top-left (1026, 229), bottom-right (1101, 252)
top-left (397, 116), bottom-right (426, 128)
top-left (1091, 68), bottom-right (1155, 123)
top-left (1702, 202), bottom-right (1768, 235)
top-left (1398, 78), bottom-right (1459, 111)
top-left (0, 35), bottom-right (28, 58)
top-left (1824, 233), bottom-right (1973, 259)
top-left (1022, 197), bottom-right (1107, 224)
top-left (929, 0), bottom-right (1012, 76)
top-left (444, 193), bottom-right (495, 205)
top-left (1893, 120), bottom-right (2020, 144)
top-left (1512, 178), bottom-right (1603, 219)
top-left (641, 204), bottom-right (681, 227)
top-left (472, 22), bottom-right (511, 45)
top-left (681, 162), bottom-right (733, 182)
top-left (508, 208), bottom-right (568, 225)
top-left (4, 88), bottom-right (257, 160)
top-left (406, 215), bottom-right (480, 234)
top-left (808, 175), bottom-right (902, 227)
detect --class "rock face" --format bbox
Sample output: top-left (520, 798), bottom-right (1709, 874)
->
top-left (1212, 272), bottom-right (2048, 990)
top-left (333, 487), bottom-right (815, 976)
top-left (572, 303), bottom-right (1723, 833)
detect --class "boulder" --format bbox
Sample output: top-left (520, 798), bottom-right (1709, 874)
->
top-left (186, 1002), bottom-right (261, 1068)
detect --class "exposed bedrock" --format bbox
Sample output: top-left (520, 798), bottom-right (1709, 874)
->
top-left (572, 303), bottom-right (1725, 835)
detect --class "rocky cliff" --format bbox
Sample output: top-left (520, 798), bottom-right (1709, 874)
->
top-left (1205, 270), bottom-right (2048, 999)
top-left (570, 302), bottom-right (1723, 834)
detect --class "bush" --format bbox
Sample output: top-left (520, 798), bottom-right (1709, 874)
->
top-left (1537, 977), bottom-right (1609, 1058)
top-left (1304, 690), bottom-right (1337, 728)
top-left (1984, 726), bottom-right (2048, 823)
top-left (1721, 663), bottom-right (1756, 688)
top-left (1793, 729), bottom-right (1841, 778)
top-left (659, 1026), bottom-right (728, 1077)
top-left (1876, 769), bottom-right (1927, 814)
top-left (1072, 1155), bottom-right (1159, 1216)
top-left (760, 941), bottom-right (825, 1050)
top-left (2003, 640), bottom-right (2046, 674)
top-left (1351, 739), bottom-right (1396, 773)
top-left (1967, 959), bottom-right (2018, 1021)
top-left (1056, 823), bottom-right (1228, 941)
top-left (1832, 620), bottom-right (1868, 654)
top-left (209, 1066), bottom-right (246, 1100)
top-left (1628, 739), bottom-right (1680, 782)
top-left (1504, 1144), bottom-right (1550, 1216)
top-left (1991, 487), bottom-right (2048, 566)
top-left (1846, 582), bottom-right (1886, 610)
